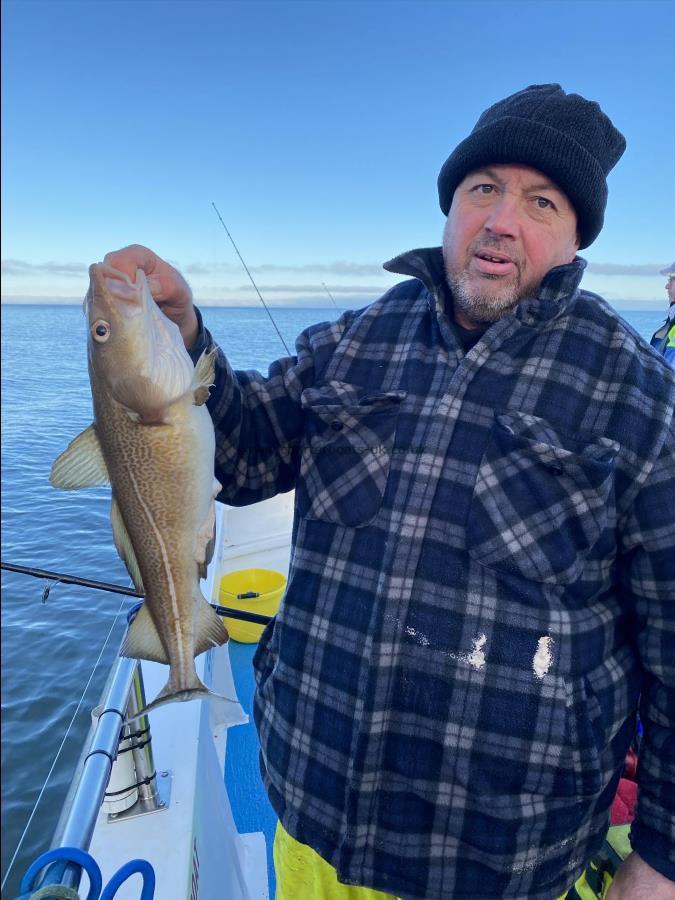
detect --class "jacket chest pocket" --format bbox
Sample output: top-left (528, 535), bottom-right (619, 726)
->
top-left (467, 412), bottom-right (619, 584)
top-left (296, 382), bottom-right (405, 527)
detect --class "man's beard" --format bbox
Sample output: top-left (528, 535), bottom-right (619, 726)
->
top-left (443, 239), bottom-right (538, 324)
top-left (446, 269), bottom-right (524, 324)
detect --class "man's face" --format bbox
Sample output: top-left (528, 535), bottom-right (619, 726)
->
top-left (666, 277), bottom-right (675, 306)
top-left (442, 164), bottom-right (579, 327)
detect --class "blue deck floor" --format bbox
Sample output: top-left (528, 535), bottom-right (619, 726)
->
top-left (225, 640), bottom-right (277, 897)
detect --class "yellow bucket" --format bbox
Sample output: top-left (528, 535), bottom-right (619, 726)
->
top-left (218, 568), bottom-right (286, 643)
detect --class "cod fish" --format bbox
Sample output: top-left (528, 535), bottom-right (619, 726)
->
top-left (50, 263), bottom-right (230, 717)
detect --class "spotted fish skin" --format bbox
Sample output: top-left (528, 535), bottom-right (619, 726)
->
top-left (51, 263), bottom-right (229, 718)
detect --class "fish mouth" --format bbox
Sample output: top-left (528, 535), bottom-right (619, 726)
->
top-left (87, 264), bottom-right (151, 320)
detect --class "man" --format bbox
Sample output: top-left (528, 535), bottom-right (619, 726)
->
top-left (650, 261), bottom-right (675, 365)
top-left (104, 84), bottom-right (674, 899)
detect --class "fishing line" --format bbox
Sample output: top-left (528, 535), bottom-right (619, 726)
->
top-left (211, 202), bottom-right (293, 357)
top-left (0, 589), bottom-right (128, 894)
top-left (321, 281), bottom-right (341, 313)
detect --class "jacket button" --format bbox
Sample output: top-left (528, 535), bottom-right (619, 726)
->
top-left (331, 419), bottom-right (344, 431)
top-left (548, 463), bottom-right (564, 475)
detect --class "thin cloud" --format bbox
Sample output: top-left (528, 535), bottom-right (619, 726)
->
top-left (255, 261), bottom-right (385, 276)
top-left (1, 259), bottom-right (88, 276)
top-left (184, 260), bottom-right (386, 277)
top-left (5, 257), bottom-right (665, 283)
top-left (226, 283), bottom-right (391, 295)
top-left (2, 257), bottom-right (386, 281)
top-left (585, 262), bottom-right (664, 276)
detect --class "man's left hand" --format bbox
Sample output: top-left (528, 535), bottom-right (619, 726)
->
top-left (605, 852), bottom-right (675, 899)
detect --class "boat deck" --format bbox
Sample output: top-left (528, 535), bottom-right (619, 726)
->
top-left (226, 641), bottom-right (277, 897)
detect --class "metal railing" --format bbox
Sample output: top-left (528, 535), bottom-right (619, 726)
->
top-left (33, 657), bottom-right (151, 892)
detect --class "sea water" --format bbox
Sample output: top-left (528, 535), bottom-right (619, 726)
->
top-left (0, 303), bottom-right (667, 896)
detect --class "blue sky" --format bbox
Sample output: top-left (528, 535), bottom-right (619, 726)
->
top-left (2, 0), bottom-right (674, 309)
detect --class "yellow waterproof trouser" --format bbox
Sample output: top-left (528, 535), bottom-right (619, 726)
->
top-left (273, 822), bottom-right (631, 900)
top-left (274, 822), bottom-right (398, 900)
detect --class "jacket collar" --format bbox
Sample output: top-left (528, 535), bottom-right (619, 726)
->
top-left (383, 246), bottom-right (587, 325)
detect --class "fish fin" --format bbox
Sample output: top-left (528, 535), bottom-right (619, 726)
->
top-left (111, 498), bottom-right (144, 592)
top-left (50, 425), bottom-right (109, 490)
top-left (196, 480), bottom-right (222, 578)
top-left (124, 681), bottom-right (239, 723)
top-left (192, 347), bottom-right (217, 406)
top-left (194, 596), bottom-right (229, 656)
top-left (198, 528), bottom-right (216, 581)
top-left (120, 603), bottom-right (169, 664)
top-left (192, 385), bottom-right (211, 406)
top-left (195, 500), bottom-right (217, 580)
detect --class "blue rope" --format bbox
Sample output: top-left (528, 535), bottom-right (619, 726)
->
top-left (100, 859), bottom-right (155, 899)
top-left (20, 847), bottom-right (102, 900)
top-left (20, 847), bottom-right (155, 899)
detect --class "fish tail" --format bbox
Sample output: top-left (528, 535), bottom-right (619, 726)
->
top-left (124, 677), bottom-right (238, 724)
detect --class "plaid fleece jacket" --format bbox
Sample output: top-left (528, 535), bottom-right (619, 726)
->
top-left (192, 248), bottom-right (675, 899)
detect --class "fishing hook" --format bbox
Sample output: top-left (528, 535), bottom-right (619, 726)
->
top-left (42, 578), bottom-right (62, 604)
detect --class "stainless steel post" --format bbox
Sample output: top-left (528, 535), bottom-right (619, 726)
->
top-left (103, 661), bottom-right (174, 820)
top-left (124, 663), bottom-right (161, 807)
top-left (35, 656), bottom-right (138, 891)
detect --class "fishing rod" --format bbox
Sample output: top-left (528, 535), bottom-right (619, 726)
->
top-left (211, 204), bottom-right (343, 345)
top-left (211, 201), bottom-right (292, 357)
top-left (321, 281), bottom-right (341, 313)
top-left (0, 561), bottom-right (273, 626)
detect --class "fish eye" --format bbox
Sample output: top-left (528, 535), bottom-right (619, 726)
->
top-left (92, 320), bottom-right (111, 342)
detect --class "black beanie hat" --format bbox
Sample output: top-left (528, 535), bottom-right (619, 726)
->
top-left (437, 84), bottom-right (626, 249)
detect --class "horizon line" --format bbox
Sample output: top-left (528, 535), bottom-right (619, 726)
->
top-left (1, 296), bottom-right (668, 312)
